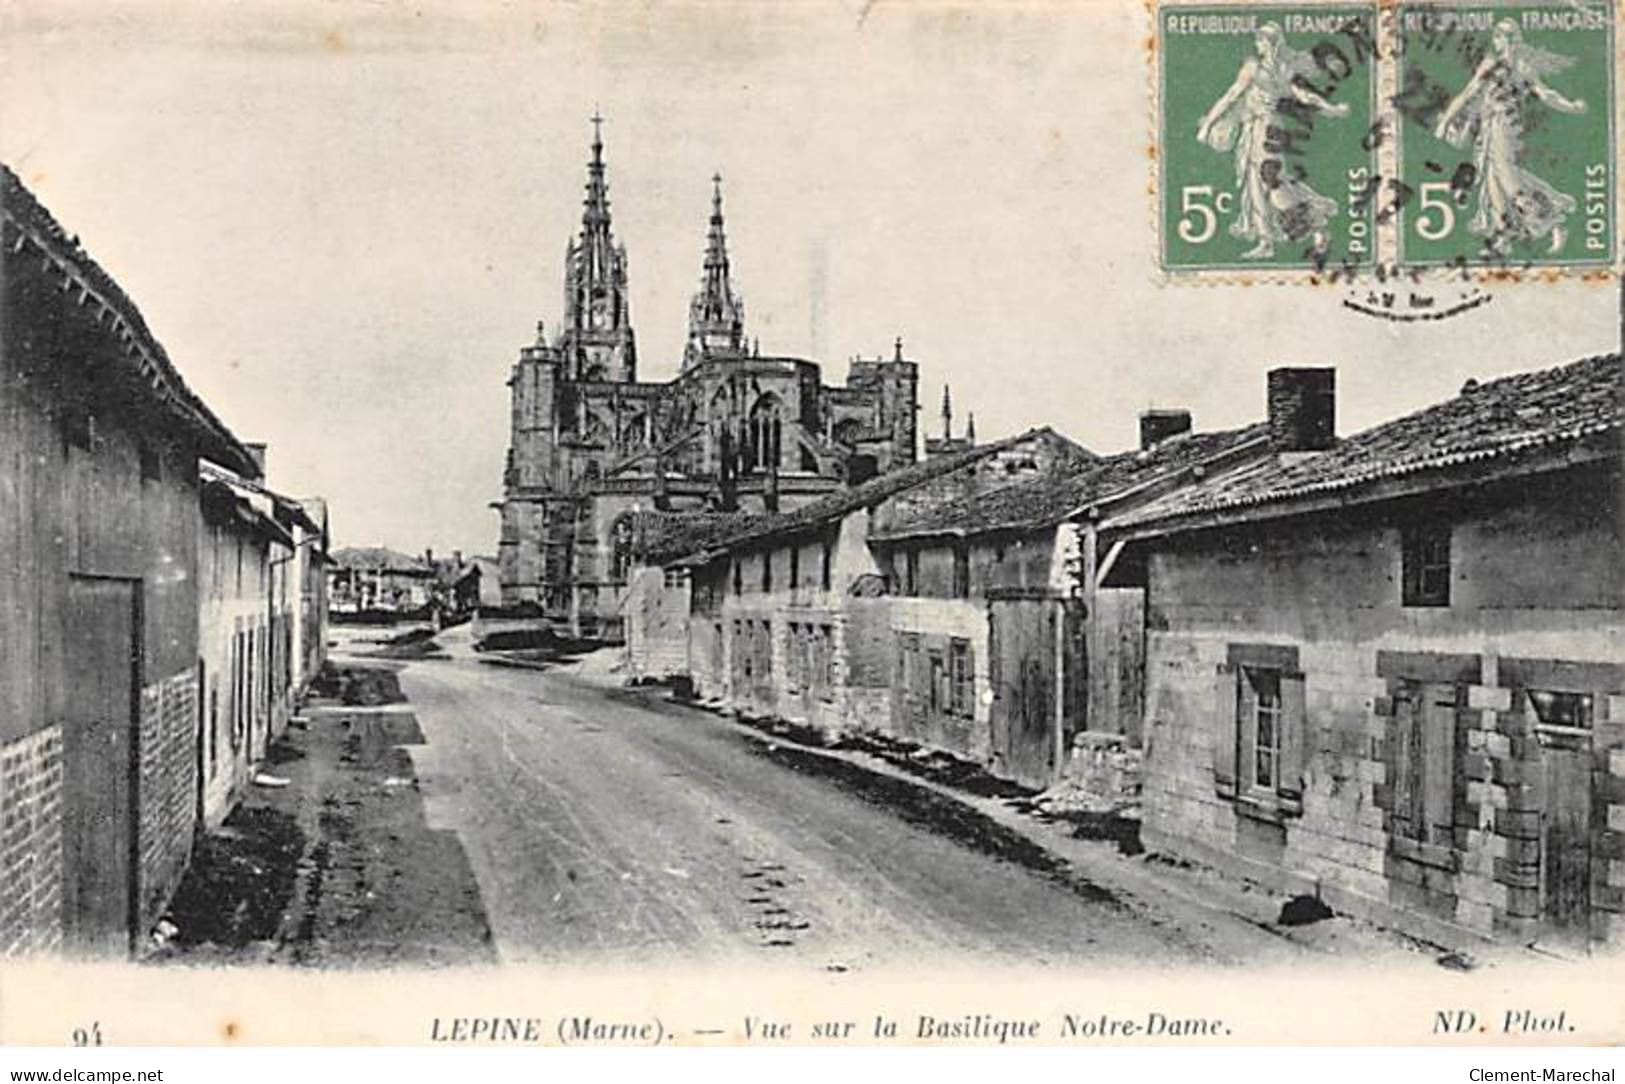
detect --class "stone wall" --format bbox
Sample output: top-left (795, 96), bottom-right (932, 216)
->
top-left (720, 594), bottom-right (850, 737)
top-left (888, 597), bottom-right (992, 762)
top-left (1140, 478), bottom-right (1624, 949)
top-left (624, 566), bottom-right (691, 680)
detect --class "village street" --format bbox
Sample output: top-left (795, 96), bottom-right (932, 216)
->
top-left (400, 651), bottom-right (1188, 969)
top-left (379, 630), bottom-right (1432, 972)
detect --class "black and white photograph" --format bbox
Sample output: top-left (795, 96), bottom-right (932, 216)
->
top-left (0, 0), bottom-right (1620, 1057)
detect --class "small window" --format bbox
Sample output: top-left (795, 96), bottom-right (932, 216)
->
top-left (949, 638), bottom-right (972, 716)
top-left (1401, 523), bottom-right (1451, 607)
top-left (928, 652), bottom-right (946, 714)
top-left (732, 559), bottom-right (742, 596)
top-left (822, 626), bottom-right (835, 694)
top-left (789, 545), bottom-right (800, 590)
top-left (786, 623), bottom-right (802, 692)
top-left (1528, 689), bottom-right (1593, 731)
top-left (952, 544), bottom-right (969, 599)
top-left (898, 633), bottom-right (920, 693)
top-left (1243, 667), bottom-right (1281, 790)
top-left (820, 540), bottom-right (833, 591)
top-left (761, 551), bottom-right (773, 593)
top-left (610, 517), bottom-right (635, 580)
top-left (904, 549), bottom-right (919, 597)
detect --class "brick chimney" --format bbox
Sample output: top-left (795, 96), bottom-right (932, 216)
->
top-left (243, 441), bottom-right (267, 477)
top-left (1139, 409), bottom-right (1192, 450)
top-left (1266, 368), bottom-right (1336, 453)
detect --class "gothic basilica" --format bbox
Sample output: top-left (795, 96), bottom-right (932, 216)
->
top-left (497, 119), bottom-right (924, 638)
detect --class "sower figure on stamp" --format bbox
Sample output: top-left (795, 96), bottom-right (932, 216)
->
top-left (1433, 19), bottom-right (1587, 256)
top-left (1196, 22), bottom-right (1350, 260)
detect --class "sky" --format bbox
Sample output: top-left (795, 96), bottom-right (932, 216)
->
top-left (2, 0), bottom-right (1618, 555)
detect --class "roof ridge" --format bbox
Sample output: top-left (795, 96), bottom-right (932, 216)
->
top-left (1112, 352), bottom-right (1620, 533)
top-left (2, 162), bottom-right (258, 477)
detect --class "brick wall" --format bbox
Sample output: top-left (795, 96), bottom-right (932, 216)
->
top-left (0, 726), bottom-right (65, 956)
top-left (137, 670), bottom-right (197, 936)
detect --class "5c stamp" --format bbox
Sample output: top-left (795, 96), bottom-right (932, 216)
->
top-left (1160, 5), bottom-right (1379, 271)
top-left (1395, 2), bottom-right (1615, 268)
top-left (1155, 0), bottom-right (1617, 277)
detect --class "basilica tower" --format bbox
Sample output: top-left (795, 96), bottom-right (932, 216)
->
top-left (559, 113), bottom-right (637, 382)
top-left (682, 174), bottom-right (746, 368)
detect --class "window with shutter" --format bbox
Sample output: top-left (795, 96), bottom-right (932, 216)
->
top-left (950, 638), bottom-right (972, 716)
top-left (1241, 667), bottom-right (1281, 792)
top-left (1217, 658), bottom-right (1307, 814)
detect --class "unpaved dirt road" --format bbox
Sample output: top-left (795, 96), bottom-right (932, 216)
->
top-left (399, 652), bottom-right (1234, 972)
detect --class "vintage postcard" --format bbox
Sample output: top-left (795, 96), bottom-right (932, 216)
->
top-left (0, 0), bottom-right (1621, 1052)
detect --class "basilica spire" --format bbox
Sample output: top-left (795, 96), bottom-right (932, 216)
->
top-left (684, 172), bottom-right (747, 369)
top-left (577, 110), bottom-right (615, 290)
top-left (560, 112), bottom-right (636, 382)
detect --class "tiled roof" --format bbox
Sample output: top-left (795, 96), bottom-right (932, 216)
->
top-left (200, 474), bottom-right (294, 547)
top-left (670, 427), bottom-right (1086, 562)
top-left (629, 510), bottom-right (765, 563)
top-left (199, 460), bottom-right (320, 532)
top-left (874, 423), bottom-right (1270, 541)
top-left (1, 165), bottom-right (260, 478)
top-left (331, 546), bottom-right (435, 574)
top-left (1113, 353), bottom-right (1622, 533)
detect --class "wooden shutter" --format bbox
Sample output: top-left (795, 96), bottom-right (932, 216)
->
top-left (1213, 663), bottom-right (1239, 797)
top-left (1279, 672), bottom-right (1308, 803)
top-left (1389, 686), bottom-right (1417, 839)
top-left (1422, 684), bottom-right (1458, 846)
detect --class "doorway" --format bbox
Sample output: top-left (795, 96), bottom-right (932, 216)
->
top-left (61, 575), bottom-right (141, 957)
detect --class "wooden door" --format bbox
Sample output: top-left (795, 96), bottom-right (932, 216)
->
top-left (1539, 730), bottom-right (1592, 934)
top-left (988, 593), bottom-right (1059, 788)
top-left (1088, 588), bottom-right (1145, 741)
top-left (61, 576), bottom-right (139, 957)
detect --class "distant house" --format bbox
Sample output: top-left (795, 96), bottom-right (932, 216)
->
top-left (621, 512), bottom-right (758, 683)
top-left (451, 555), bottom-right (504, 616)
top-left (196, 460), bottom-right (329, 828)
top-left (328, 547), bottom-right (436, 620)
top-left (197, 464), bottom-right (290, 827)
top-left (629, 427), bottom-right (1088, 737)
top-left (872, 415), bottom-right (1270, 787)
top-left (1108, 356), bottom-right (1622, 951)
top-left (290, 496), bottom-right (331, 696)
top-left (1, 165), bottom-right (263, 955)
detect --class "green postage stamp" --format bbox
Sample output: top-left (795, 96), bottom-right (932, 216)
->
top-left (1155, 0), bottom-right (1617, 275)
top-left (1159, 5), bottom-right (1381, 273)
top-left (1396, 3), bottom-right (1616, 268)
